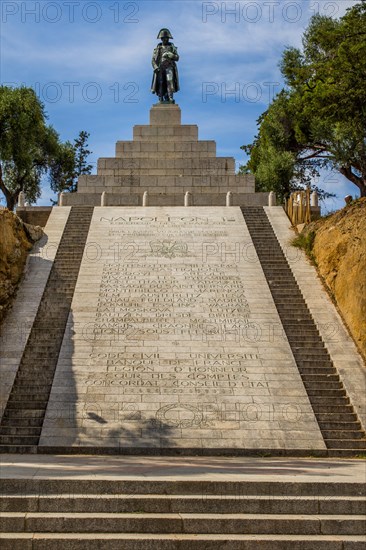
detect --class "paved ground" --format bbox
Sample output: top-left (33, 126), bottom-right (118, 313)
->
top-left (0, 455), bottom-right (365, 483)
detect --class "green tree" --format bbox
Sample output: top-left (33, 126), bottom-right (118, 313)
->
top-left (50, 130), bottom-right (92, 196)
top-left (49, 141), bottom-right (76, 197)
top-left (242, 2), bottom-right (366, 200)
top-left (0, 86), bottom-right (60, 210)
top-left (73, 131), bottom-right (93, 192)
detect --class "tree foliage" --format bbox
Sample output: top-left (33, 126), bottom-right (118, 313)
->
top-left (242, 2), bottom-right (366, 200)
top-left (0, 86), bottom-right (92, 210)
top-left (0, 86), bottom-right (60, 210)
top-left (49, 131), bottom-right (92, 196)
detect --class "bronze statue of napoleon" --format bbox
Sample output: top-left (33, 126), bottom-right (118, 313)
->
top-left (151, 28), bottom-right (180, 104)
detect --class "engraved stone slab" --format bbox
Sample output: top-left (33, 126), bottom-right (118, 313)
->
top-left (40, 207), bottom-right (325, 452)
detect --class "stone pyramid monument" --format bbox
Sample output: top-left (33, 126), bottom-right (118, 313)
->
top-left (60, 104), bottom-right (266, 207)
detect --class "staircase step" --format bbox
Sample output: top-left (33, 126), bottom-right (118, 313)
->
top-left (302, 376), bottom-right (340, 384)
top-left (308, 390), bottom-right (350, 405)
top-left (0, 436), bottom-right (39, 445)
top-left (1, 512), bottom-right (365, 535)
top-left (5, 401), bottom-right (48, 410)
top-left (0, 427), bottom-right (41, 436)
top-left (8, 393), bottom-right (51, 401)
top-left (0, 418), bottom-right (43, 427)
top-left (315, 405), bottom-right (354, 413)
top-left (318, 422), bottom-right (362, 431)
top-left (1, 494), bottom-right (364, 515)
top-left (325, 439), bottom-right (366, 449)
top-left (291, 348), bottom-right (328, 355)
top-left (0, 445), bottom-right (37, 453)
top-left (322, 430), bottom-right (365, 440)
top-left (2, 409), bottom-right (45, 419)
top-left (286, 336), bottom-right (323, 343)
top-left (317, 413), bottom-right (359, 423)
top-left (1, 532), bottom-right (366, 549)
top-left (327, 449), bottom-right (366, 458)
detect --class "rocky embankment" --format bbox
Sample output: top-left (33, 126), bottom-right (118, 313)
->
top-left (0, 209), bottom-right (43, 324)
top-left (303, 198), bottom-right (366, 359)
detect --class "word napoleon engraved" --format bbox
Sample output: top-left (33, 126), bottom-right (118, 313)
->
top-left (151, 28), bottom-right (180, 104)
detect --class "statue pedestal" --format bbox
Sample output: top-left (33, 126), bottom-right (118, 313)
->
top-left (150, 103), bottom-right (181, 125)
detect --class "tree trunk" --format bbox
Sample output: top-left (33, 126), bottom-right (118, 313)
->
top-left (0, 166), bottom-right (12, 210)
top-left (339, 166), bottom-right (366, 198)
top-left (360, 179), bottom-right (366, 197)
top-left (0, 164), bottom-right (20, 210)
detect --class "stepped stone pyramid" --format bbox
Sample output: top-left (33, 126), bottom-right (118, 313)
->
top-left (61, 104), bottom-right (265, 207)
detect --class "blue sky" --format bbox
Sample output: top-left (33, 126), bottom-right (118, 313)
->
top-left (0, 0), bottom-right (359, 212)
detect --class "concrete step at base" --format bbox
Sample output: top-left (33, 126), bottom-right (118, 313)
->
top-left (1, 532), bottom-right (365, 549)
top-left (325, 439), bottom-right (366, 450)
top-left (1, 512), bottom-right (365, 535)
top-left (0, 436), bottom-right (39, 445)
top-left (327, 449), bottom-right (366, 458)
top-left (0, 445), bottom-right (37, 453)
top-left (1, 494), bottom-right (365, 515)
top-left (3, 478), bottom-right (365, 497)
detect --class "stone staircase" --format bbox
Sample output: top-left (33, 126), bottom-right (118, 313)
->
top-left (241, 207), bottom-right (366, 457)
top-left (0, 207), bottom-right (94, 453)
top-left (0, 478), bottom-right (365, 548)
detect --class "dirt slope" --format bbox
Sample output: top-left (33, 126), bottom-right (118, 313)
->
top-left (0, 209), bottom-right (43, 324)
top-left (307, 198), bottom-right (366, 358)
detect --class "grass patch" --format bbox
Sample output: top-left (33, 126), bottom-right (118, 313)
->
top-left (292, 231), bottom-right (316, 264)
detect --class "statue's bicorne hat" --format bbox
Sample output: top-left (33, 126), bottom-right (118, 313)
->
top-left (157, 28), bottom-right (173, 39)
